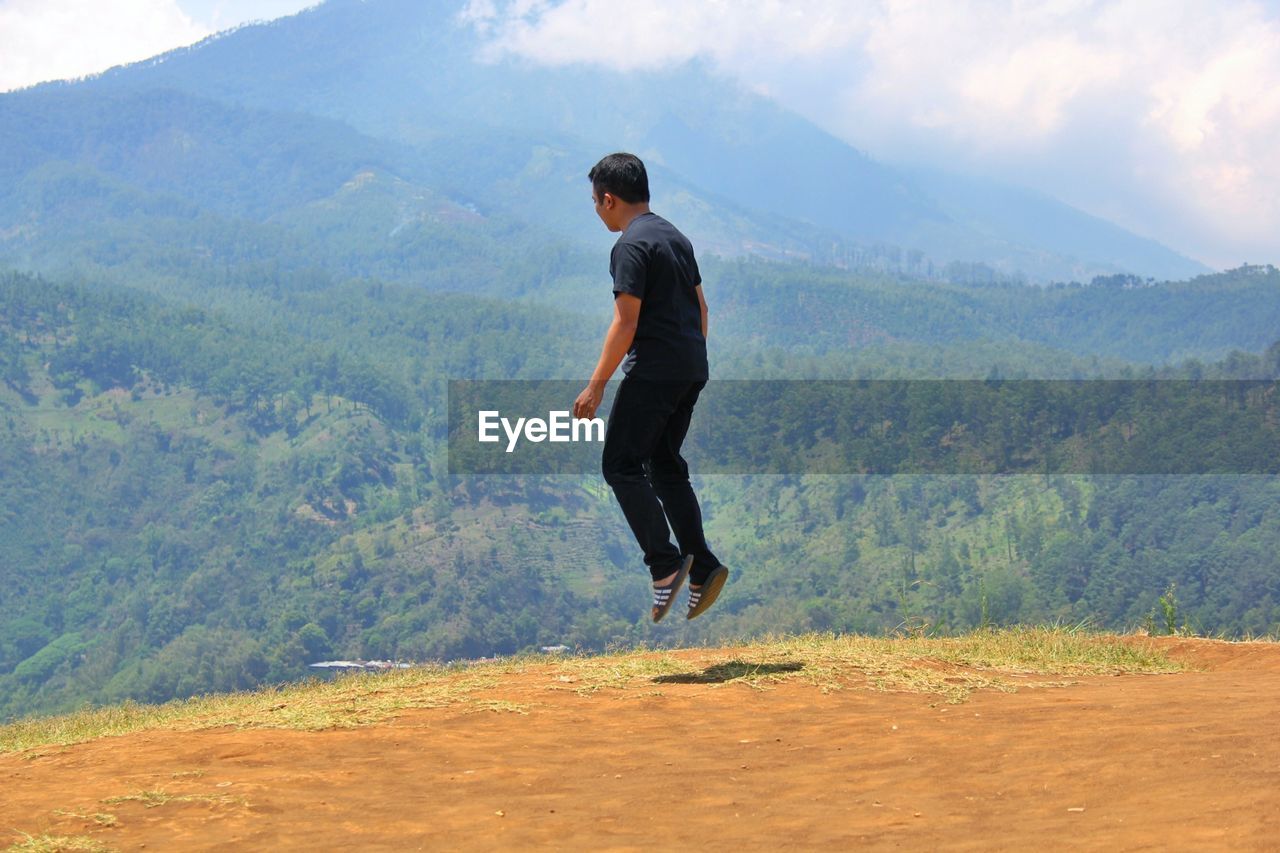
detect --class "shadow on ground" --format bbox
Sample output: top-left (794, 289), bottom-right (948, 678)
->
top-left (652, 661), bottom-right (805, 685)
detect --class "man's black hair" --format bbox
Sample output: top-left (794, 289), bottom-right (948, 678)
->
top-left (588, 152), bottom-right (650, 204)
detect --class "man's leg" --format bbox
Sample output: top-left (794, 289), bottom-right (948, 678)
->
top-left (601, 377), bottom-right (686, 581)
top-left (648, 380), bottom-right (721, 586)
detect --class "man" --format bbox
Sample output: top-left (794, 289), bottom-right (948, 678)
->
top-left (572, 152), bottom-right (730, 623)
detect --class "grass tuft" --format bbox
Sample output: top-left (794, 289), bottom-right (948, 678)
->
top-left (4, 834), bottom-right (114, 852)
top-left (100, 789), bottom-right (246, 809)
top-left (48, 812), bottom-right (117, 828)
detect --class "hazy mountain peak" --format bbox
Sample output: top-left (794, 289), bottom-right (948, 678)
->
top-left (9, 0), bottom-right (1208, 282)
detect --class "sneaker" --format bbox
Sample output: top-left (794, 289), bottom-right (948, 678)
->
top-left (686, 565), bottom-right (730, 620)
top-left (652, 555), bottom-right (694, 623)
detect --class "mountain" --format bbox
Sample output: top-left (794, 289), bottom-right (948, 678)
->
top-left (21, 0), bottom-right (1205, 282)
top-left (1, 80), bottom-right (1275, 360)
top-left (0, 39), bottom-right (1273, 365)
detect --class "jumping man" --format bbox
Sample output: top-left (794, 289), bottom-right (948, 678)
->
top-left (572, 153), bottom-right (730, 622)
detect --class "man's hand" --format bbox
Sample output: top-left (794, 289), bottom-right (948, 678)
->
top-left (573, 382), bottom-right (604, 420)
top-left (574, 293), bottom-right (641, 420)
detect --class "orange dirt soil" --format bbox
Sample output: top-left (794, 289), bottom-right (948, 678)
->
top-left (4, 637), bottom-right (1279, 851)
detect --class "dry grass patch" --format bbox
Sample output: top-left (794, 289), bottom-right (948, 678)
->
top-left (723, 628), bottom-right (1182, 702)
top-left (544, 651), bottom-right (692, 694)
top-left (100, 789), bottom-right (246, 810)
top-left (4, 835), bottom-right (114, 853)
top-left (544, 628), bottom-right (1181, 702)
top-left (48, 813), bottom-right (117, 828)
top-left (0, 665), bottom-right (505, 754)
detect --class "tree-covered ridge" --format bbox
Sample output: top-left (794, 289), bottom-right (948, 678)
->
top-left (7, 167), bottom-right (1279, 368)
top-left (707, 260), bottom-right (1280, 365)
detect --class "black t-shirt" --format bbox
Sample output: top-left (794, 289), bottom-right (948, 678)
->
top-left (609, 212), bottom-right (709, 381)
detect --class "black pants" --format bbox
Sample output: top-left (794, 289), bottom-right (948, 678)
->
top-left (602, 376), bottom-right (720, 584)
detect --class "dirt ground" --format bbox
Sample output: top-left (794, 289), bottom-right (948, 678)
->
top-left (4, 637), bottom-right (1279, 851)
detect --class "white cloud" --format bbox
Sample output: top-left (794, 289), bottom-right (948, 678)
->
top-left (0, 0), bottom-right (210, 92)
top-left (176, 0), bottom-right (317, 33)
top-left (463, 0), bottom-right (1280, 268)
top-left (463, 0), bottom-right (870, 71)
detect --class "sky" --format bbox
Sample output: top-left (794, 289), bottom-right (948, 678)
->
top-left (3, 0), bottom-right (1279, 268)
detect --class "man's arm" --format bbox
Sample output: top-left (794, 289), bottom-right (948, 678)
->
top-left (573, 293), bottom-right (641, 420)
top-left (696, 283), bottom-right (708, 338)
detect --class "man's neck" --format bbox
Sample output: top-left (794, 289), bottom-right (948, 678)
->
top-left (616, 202), bottom-right (651, 232)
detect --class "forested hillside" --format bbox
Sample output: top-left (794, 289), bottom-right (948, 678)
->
top-left (3, 268), bottom-right (1279, 721)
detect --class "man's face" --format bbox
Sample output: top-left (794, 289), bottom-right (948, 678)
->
top-left (592, 189), bottom-right (622, 232)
